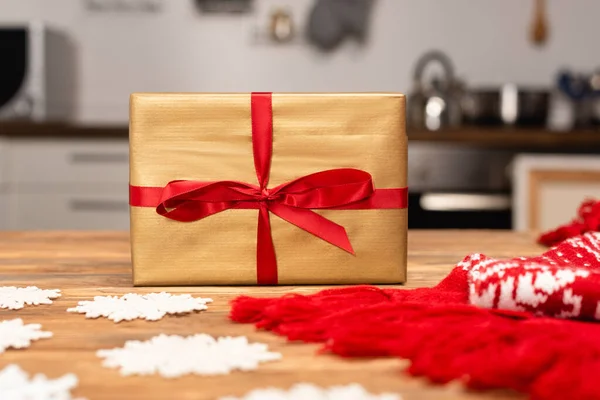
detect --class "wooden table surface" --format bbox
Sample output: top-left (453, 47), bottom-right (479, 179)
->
top-left (0, 230), bottom-right (543, 400)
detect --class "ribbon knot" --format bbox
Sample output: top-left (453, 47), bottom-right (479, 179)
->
top-left (259, 188), bottom-right (276, 202)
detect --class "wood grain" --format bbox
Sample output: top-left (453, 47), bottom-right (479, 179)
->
top-left (0, 231), bottom-right (541, 400)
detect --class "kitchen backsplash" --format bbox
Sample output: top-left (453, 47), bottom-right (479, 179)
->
top-left (1, 0), bottom-right (599, 124)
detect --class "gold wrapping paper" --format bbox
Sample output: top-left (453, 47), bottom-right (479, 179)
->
top-left (129, 93), bottom-right (407, 285)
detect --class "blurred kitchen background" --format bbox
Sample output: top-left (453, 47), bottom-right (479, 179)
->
top-left (1, 0), bottom-right (600, 232)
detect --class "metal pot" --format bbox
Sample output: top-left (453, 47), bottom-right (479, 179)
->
top-left (407, 50), bottom-right (463, 131)
top-left (461, 85), bottom-right (550, 127)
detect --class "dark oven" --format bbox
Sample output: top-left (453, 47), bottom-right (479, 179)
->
top-left (407, 143), bottom-right (514, 229)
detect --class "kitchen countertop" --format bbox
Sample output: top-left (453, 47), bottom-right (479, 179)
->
top-left (0, 230), bottom-right (542, 400)
top-left (2, 122), bottom-right (600, 151)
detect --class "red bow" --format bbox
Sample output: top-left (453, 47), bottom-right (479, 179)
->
top-left (129, 92), bottom-right (408, 284)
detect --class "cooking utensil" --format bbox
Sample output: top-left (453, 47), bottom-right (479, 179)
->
top-left (407, 50), bottom-right (462, 130)
top-left (269, 8), bottom-right (294, 43)
top-left (306, 0), bottom-right (375, 51)
top-left (530, 0), bottom-right (548, 46)
top-left (461, 85), bottom-right (549, 127)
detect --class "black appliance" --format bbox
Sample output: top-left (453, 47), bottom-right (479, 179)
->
top-left (0, 22), bottom-right (75, 121)
top-left (407, 143), bottom-right (514, 229)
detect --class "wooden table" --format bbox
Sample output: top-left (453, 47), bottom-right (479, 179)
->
top-left (0, 231), bottom-right (543, 400)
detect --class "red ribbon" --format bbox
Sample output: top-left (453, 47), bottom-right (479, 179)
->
top-left (129, 92), bottom-right (408, 285)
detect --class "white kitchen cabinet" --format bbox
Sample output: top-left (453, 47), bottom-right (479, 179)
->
top-left (4, 137), bottom-right (131, 230)
top-left (512, 154), bottom-right (600, 232)
top-left (0, 194), bottom-right (7, 229)
top-left (7, 188), bottom-right (129, 230)
top-left (8, 138), bottom-right (129, 186)
top-left (0, 138), bottom-right (8, 229)
top-left (0, 138), bottom-right (7, 185)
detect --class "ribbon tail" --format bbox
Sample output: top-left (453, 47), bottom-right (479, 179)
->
top-left (257, 204), bottom-right (278, 285)
top-left (269, 203), bottom-right (355, 255)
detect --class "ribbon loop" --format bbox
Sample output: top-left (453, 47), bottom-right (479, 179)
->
top-left (271, 168), bottom-right (374, 209)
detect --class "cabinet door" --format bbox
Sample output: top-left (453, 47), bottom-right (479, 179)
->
top-left (0, 138), bottom-right (7, 186)
top-left (9, 138), bottom-right (129, 185)
top-left (512, 155), bottom-right (600, 232)
top-left (9, 189), bottom-right (130, 230)
top-left (0, 193), bottom-right (7, 230)
top-left (0, 138), bottom-right (8, 230)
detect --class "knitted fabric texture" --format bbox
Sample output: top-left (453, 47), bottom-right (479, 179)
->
top-left (538, 198), bottom-right (600, 247)
top-left (230, 232), bottom-right (600, 400)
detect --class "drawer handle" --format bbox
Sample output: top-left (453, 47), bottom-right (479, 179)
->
top-left (70, 199), bottom-right (129, 212)
top-left (70, 153), bottom-right (128, 164)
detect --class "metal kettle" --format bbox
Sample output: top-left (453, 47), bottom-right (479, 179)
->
top-left (408, 50), bottom-right (462, 131)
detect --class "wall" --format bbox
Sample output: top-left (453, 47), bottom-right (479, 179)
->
top-left (1, 0), bottom-right (599, 124)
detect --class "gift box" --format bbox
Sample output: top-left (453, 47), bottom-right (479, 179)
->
top-left (129, 92), bottom-right (408, 286)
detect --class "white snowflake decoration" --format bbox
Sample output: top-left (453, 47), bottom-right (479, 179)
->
top-left (0, 364), bottom-right (81, 400)
top-left (0, 286), bottom-right (61, 310)
top-left (97, 334), bottom-right (282, 378)
top-left (67, 292), bottom-right (213, 323)
top-left (0, 319), bottom-right (52, 353)
top-left (219, 383), bottom-right (402, 400)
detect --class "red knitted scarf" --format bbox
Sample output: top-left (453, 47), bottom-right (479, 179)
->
top-left (230, 231), bottom-right (600, 400)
